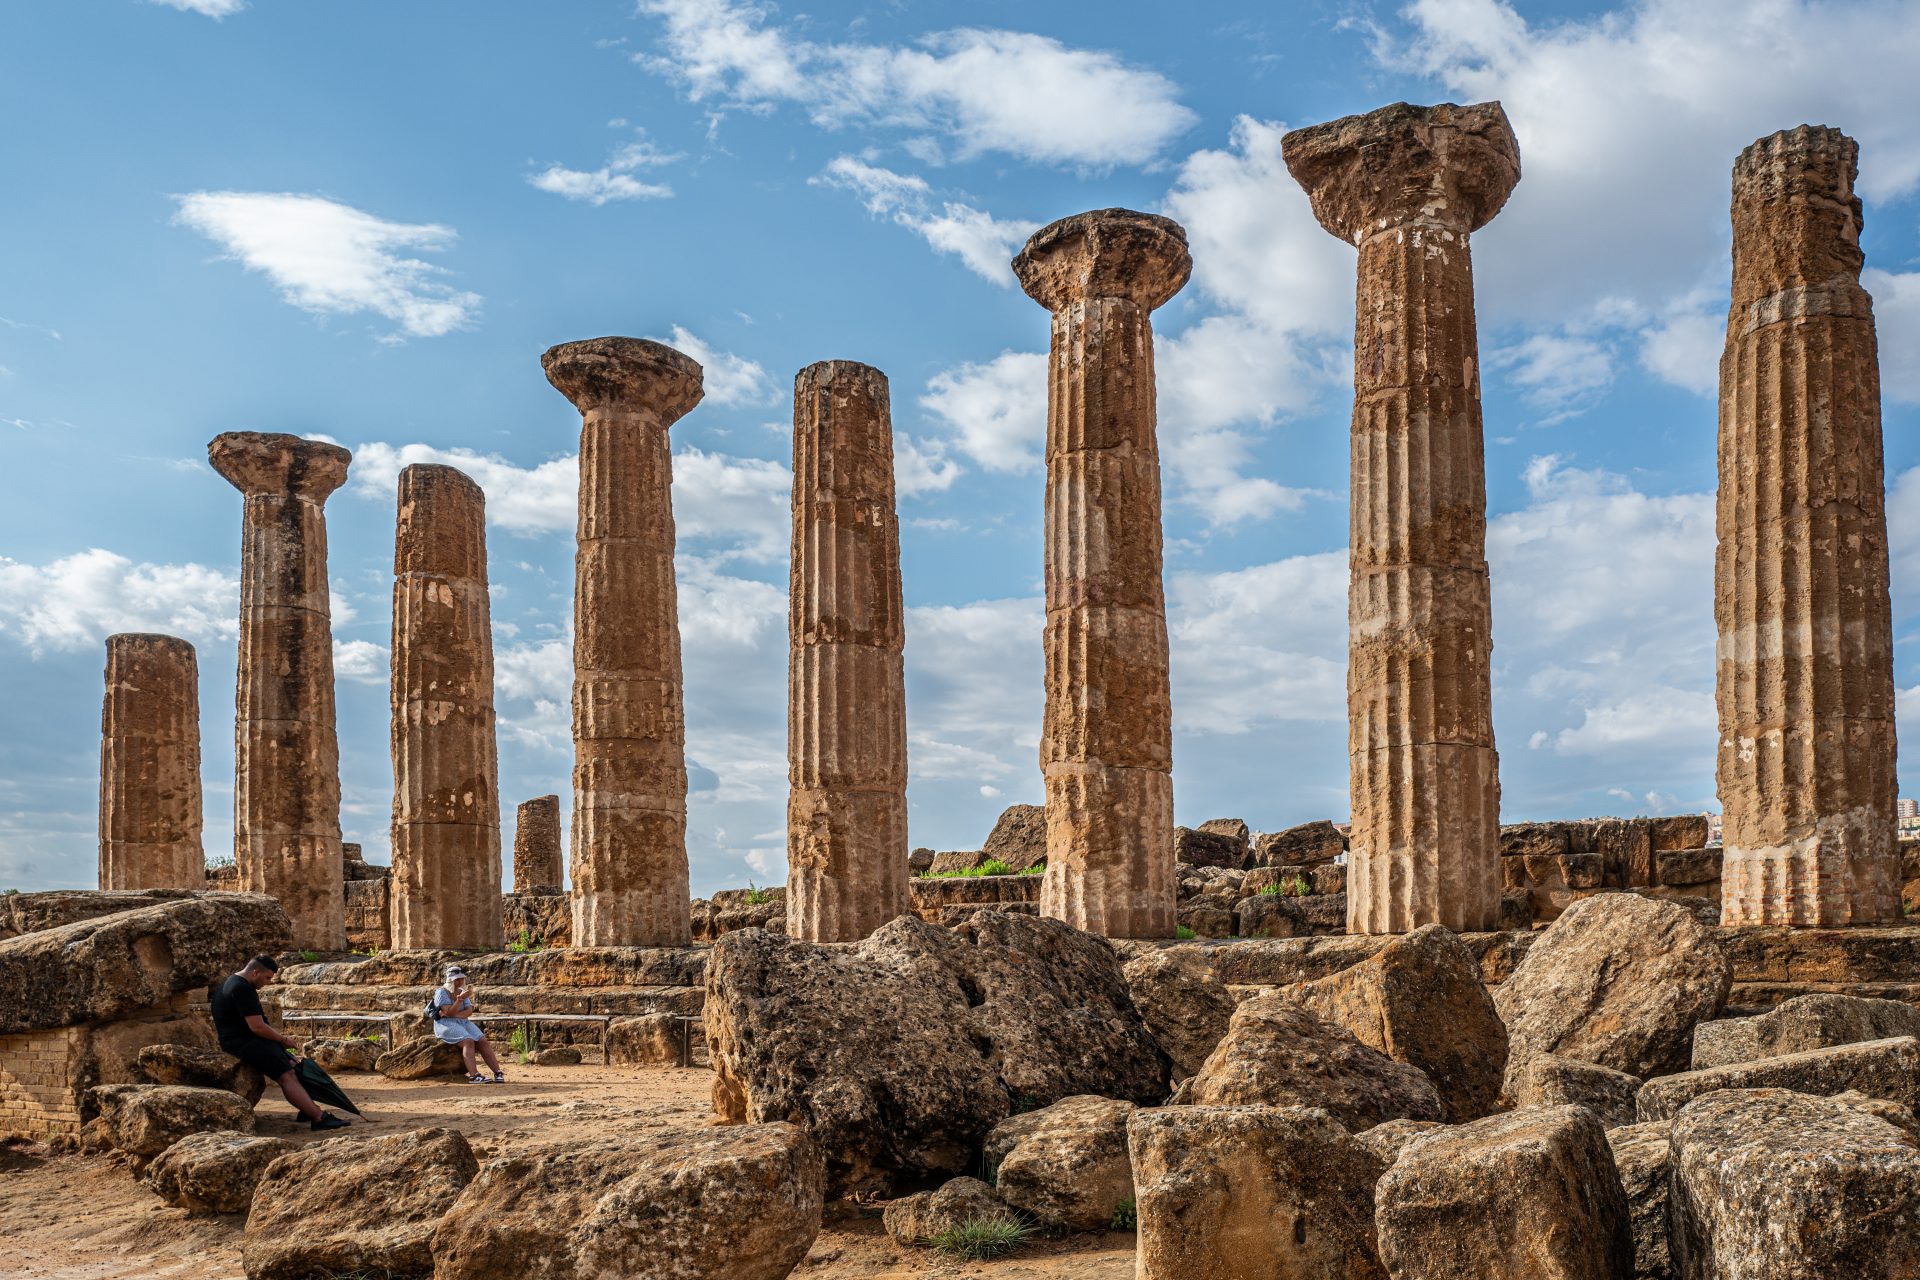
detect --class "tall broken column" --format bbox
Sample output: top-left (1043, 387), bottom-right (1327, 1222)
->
top-left (1284, 102), bottom-right (1518, 934)
top-left (513, 795), bottom-right (563, 892)
top-left (785, 361), bottom-right (910, 942)
top-left (209, 431), bottom-right (351, 951)
top-left (1014, 209), bottom-right (1190, 940)
top-left (1717, 126), bottom-right (1899, 926)
top-left (543, 337), bottom-right (703, 947)
top-left (389, 463), bottom-right (503, 950)
top-left (98, 633), bottom-right (204, 890)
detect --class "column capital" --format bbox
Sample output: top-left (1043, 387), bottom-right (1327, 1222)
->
top-left (1284, 101), bottom-right (1520, 243)
top-left (542, 336), bottom-right (704, 421)
top-left (207, 432), bottom-right (350, 499)
top-left (1014, 208), bottom-right (1191, 312)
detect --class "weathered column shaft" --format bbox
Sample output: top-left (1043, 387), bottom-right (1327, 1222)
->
top-left (513, 794), bottom-right (563, 892)
top-left (1285, 102), bottom-right (1518, 934)
top-left (1015, 210), bottom-right (1190, 940)
top-left (785, 361), bottom-right (909, 942)
top-left (544, 337), bottom-right (704, 947)
top-left (389, 464), bottom-right (502, 949)
top-left (1717, 125), bottom-right (1898, 926)
top-left (98, 633), bottom-right (203, 889)
top-left (209, 431), bottom-right (350, 951)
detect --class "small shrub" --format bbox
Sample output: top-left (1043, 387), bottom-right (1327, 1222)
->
top-left (1018, 863), bottom-right (1045, 876)
top-left (1111, 1197), bottom-right (1137, 1231)
top-left (931, 1214), bottom-right (1033, 1261)
top-left (506, 928), bottom-right (546, 954)
top-left (743, 882), bottom-right (773, 906)
top-left (1, 887), bottom-right (17, 897)
top-left (1261, 875), bottom-right (1311, 897)
top-left (1174, 924), bottom-right (1197, 940)
top-left (508, 1025), bottom-right (539, 1064)
top-left (297, 949), bottom-right (319, 963)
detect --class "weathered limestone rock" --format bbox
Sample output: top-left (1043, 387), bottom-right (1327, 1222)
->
top-left (243, 1127), bottom-right (477, 1280)
top-left (0, 892), bottom-right (290, 1034)
top-left (1014, 208), bottom-right (1190, 940)
top-left (374, 1034), bottom-right (466, 1079)
top-left (1376, 1105), bottom-right (1633, 1280)
top-left (982, 804), bottom-right (1048, 872)
top-left (786, 361), bottom-right (909, 942)
top-left (607, 1012), bottom-right (687, 1066)
top-left (1252, 820), bottom-right (1344, 867)
top-left (1353, 1117), bottom-right (1443, 1166)
top-left (884, 1177), bottom-right (1009, 1247)
top-left (1496, 893), bottom-right (1731, 1094)
top-left (89, 1083), bottom-right (256, 1159)
top-left (432, 1124), bottom-right (823, 1280)
top-left (1196, 817), bottom-right (1251, 862)
top-left (1833, 1089), bottom-right (1920, 1143)
top-left (1284, 103), bottom-right (1519, 934)
top-left (1692, 991), bottom-right (1920, 1069)
top-left (389, 464), bottom-right (502, 950)
top-left (1288, 922), bottom-right (1507, 1121)
top-left (1175, 825), bottom-right (1244, 870)
top-left (135, 1043), bottom-right (264, 1105)
top-left (1516, 1054), bottom-right (1640, 1130)
top-left (512, 794), bottom-right (562, 892)
top-left (543, 336), bottom-right (703, 946)
top-left (1129, 1104), bottom-right (1387, 1280)
top-left (529, 1044), bottom-right (581, 1066)
top-left (98, 634), bottom-right (203, 891)
top-left (1670, 1089), bottom-right (1920, 1276)
top-left (146, 1130), bottom-right (293, 1215)
top-left (208, 430), bottom-right (351, 951)
top-left (1716, 126), bottom-right (1899, 926)
top-left (301, 1036), bottom-right (378, 1073)
top-left (1605, 1122), bottom-right (1673, 1280)
top-left (1122, 945), bottom-right (1237, 1077)
top-left (984, 1095), bottom-right (1135, 1231)
top-left (1637, 1035), bottom-right (1920, 1122)
top-left (1184, 993), bottom-right (1443, 1130)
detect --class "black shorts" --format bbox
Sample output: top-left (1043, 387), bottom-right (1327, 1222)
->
top-left (223, 1039), bottom-right (294, 1079)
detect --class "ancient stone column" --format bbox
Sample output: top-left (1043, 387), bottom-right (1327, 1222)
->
top-left (98, 633), bottom-right (204, 889)
top-left (513, 795), bottom-right (563, 892)
top-left (1014, 209), bottom-right (1190, 939)
top-left (785, 361), bottom-right (910, 942)
top-left (543, 337), bottom-right (703, 947)
top-left (1716, 126), bottom-right (1899, 926)
top-left (209, 431), bottom-right (351, 951)
top-left (1284, 102), bottom-right (1519, 934)
top-left (389, 463), bottom-right (503, 950)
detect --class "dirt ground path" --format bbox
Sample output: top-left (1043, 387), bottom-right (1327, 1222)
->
top-left (1, 1062), bottom-right (1134, 1280)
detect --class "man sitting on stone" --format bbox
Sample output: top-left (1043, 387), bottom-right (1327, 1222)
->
top-left (211, 954), bottom-right (350, 1131)
top-left (433, 965), bottom-right (506, 1084)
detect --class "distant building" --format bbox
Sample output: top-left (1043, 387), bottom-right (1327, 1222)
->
top-left (1706, 812), bottom-right (1723, 847)
top-left (1900, 797), bottom-right (1919, 820)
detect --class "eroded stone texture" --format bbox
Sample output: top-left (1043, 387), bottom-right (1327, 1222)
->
top-left (389, 464), bottom-right (502, 950)
top-left (512, 794), bottom-right (562, 892)
top-left (1013, 209), bottom-right (1190, 940)
top-left (208, 431), bottom-right (351, 950)
top-left (1716, 126), bottom-right (1898, 926)
top-left (543, 337), bottom-right (704, 946)
top-left (786, 361), bottom-right (909, 942)
top-left (99, 634), bottom-right (203, 890)
top-left (1284, 103), bottom-right (1519, 934)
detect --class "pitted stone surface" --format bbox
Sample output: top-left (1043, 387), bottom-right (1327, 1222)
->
top-left (512, 794), bottom-right (563, 892)
top-left (99, 634), bottom-right (203, 890)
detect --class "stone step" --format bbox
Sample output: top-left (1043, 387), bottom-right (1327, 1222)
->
top-left (277, 946), bottom-right (707, 989)
top-left (266, 983), bottom-right (704, 1018)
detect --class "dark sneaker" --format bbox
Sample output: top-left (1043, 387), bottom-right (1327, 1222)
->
top-left (489, 1073), bottom-right (506, 1084)
top-left (309, 1112), bottom-right (350, 1131)
top-left (467, 1073), bottom-right (489, 1084)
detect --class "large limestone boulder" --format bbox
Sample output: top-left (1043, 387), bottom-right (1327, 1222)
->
top-left (1691, 992), bottom-right (1920, 1069)
top-left (432, 1125), bottom-right (823, 1280)
top-left (301, 1036), bottom-right (379, 1073)
top-left (883, 1176), bottom-right (1009, 1248)
top-left (1375, 1105), bottom-right (1633, 1280)
top-left (983, 1095), bottom-right (1135, 1231)
top-left (1196, 818), bottom-right (1251, 864)
top-left (1129, 1104), bottom-right (1386, 1280)
top-left (982, 803), bottom-right (1047, 872)
top-left (1495, 893), bottom-right (1730, 1094)
top-left (1636, 1035), bottom-right (1920, 1122)
top-left (0, 892), bottom-right (291, 1034)
top-left (607, 1012), bottom-right (687, 1066)
top-left (1605, 1122), bottom-right (1672, 1280)
top-left (1515, 1054), bottom-right (1640, 1130)
top-left (89, 1084), bottom-right (255, 1160)
top-left (1251, 820), bottom-right (1344, 867)
top-left (1669, 1089), bottom-right (1920, 1277)
top-left (1353, 1118), bottom-right (1444, 1166)
top-left (1176, 825), bottom-right (1245, 870)
top-left (375, 1034), bottom-right (467, 1079)
top-left (705, 912), bottom-right (1166, 1196)
top-left (1183, 993), bottom-right (1443, 1131)
top-left (1287, 923), bottom-right (1506, 1122)
top-left (136, 1043), bottom-right (266, 1105)
top-left (145, 1130), bottom-right (293, 1214)
top-left (1122, 946), bottom-right (1238, 1077)
top-left (243, 1127), bottom-right (478, 1280)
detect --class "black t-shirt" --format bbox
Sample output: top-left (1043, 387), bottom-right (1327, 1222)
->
top-left (210, 974), bottom-right (266, 1052)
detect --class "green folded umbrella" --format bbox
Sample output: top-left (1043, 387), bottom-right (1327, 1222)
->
top-left (290, 1053), bottom-right (362, 1116)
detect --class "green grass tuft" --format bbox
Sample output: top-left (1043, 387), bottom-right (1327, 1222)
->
top-left (743, 882), bottom-right (774, 905)
top-left (506, 928), bottom-right (547, 954)
top-left (297, 949), bottom-right (319, 963)
top-left (931, 1214), bottom-right (1034, 1261)
top-left (507, 1024), bottom-right (539, 1064)
top-left (925, 858), bottom-right (1019, 879)
top-left (1174, 924), bottom-right (1197, 940)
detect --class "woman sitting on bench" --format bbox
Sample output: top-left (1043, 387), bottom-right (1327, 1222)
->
top-left (432, 965), bottom-right (505, 1084)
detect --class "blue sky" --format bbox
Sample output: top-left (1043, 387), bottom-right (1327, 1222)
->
top-left (4, 0), bottom-right (1920, 895)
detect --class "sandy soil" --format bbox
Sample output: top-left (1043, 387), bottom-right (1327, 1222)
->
top-left (1, 1062), bottom-right (1134, 1280)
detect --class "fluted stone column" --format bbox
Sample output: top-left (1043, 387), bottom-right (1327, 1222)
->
top-left (1717, 126), bottom-right (1898, 926)
top-left (543, 337), bottom-right (703, 947)
top-left (209, 431), bottom-right (350, 950)
top-left (785, 361), bottom-right (909, 941)
top-left (1014, 209), bottom-right (1189, 940)
top-left (1284, 102), bottom-right (1519, 934)
top-left (98, 633), bottom-right (203, 889)
top-left (389, 463), bottom-right (502, 949)
top-left (513, 795), bottom-right (563, 892)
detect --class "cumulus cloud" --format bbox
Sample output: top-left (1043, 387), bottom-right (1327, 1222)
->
top-left (653, 324), bottom-right (776, 407)
top-left (812, 156), bottom-right (1039, 284)
top-left (529, 136), bottom-right (680, 205)
top-left (635, 0), bottom-right (1195, 166)
top-left (1867, 268), bottom-right (1920, 404)
top-left (0, 550), bottom-right (236, 655)
top-left (919, 351), bottom-right (1046, 474)
top-left (332, 639), bottom-right (388, 684)
top-left (147, 0), bottom-right (246, 15)
top-left (173, 192), bottom-right (481, 339)
top-left (1489, 332), bottom-right (1615, 420)
top-left (348, 441), bottom-right (579, 534)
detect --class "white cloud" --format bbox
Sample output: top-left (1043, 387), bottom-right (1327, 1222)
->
top-left (332, 639), bottom-right (388, 685)
top-left (1867, 268), bottom-right (1920, 404)
top-left (653, 325), bottom-right (776, 407)
top-left (919, 350), bottom-right (1046, 474)
top-left (636, 1), bottom-right (1196, 167)
top-left (348, 442), bottom-right (579, 534)
top-left (0, 550), bottom-right (235, 655)
top-left (893, 433), bottom-right (963, 497)
top-left (529, 136), bottom-right (681, 205)
top-left (173, 192), bottom-right (481, 339)
top-left (1490, 332), bottom-right (1614, 418)
top-left (813, 156), bottom-right (1039, 284)
top-left (671, 447), bottom-right (791, 562)
top-left (1638, 307), bottom-right (1724, 397)
top-left (147, 0), bottom-right (246, 16)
